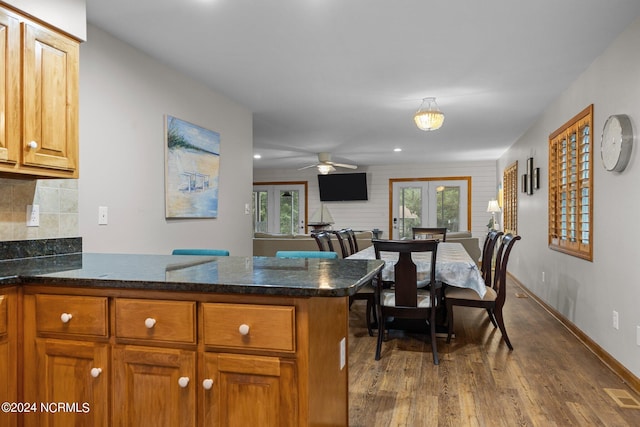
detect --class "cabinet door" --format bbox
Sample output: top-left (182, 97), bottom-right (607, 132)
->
top-left (0, 289), bottom-right (17, 427)
top-left (113, 346), bottom-right (196, 427)
top-left (30, 339), bottom-right (109, 427)
top-left (21, 20), bottom-right (78, 173)
top-left (0, 8), bottom-right (20, 166)
top-left (201, 353), bottom-right (297, 427)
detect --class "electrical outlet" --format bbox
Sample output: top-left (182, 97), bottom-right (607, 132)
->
top-left (26, 204), bottom-right (39, 227)
top-left (612, 311), bottom-right (619, 330)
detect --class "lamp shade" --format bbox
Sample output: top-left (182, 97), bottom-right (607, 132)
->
top-left (414, 97), bottom-right (445, 131)
top-left (487, 199), bottom-right (501, 213)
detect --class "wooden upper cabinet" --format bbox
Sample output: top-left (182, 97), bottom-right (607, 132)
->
top-left (0, 9), bottom-right (20, 166)
top-left (0, 5), bottom-right (79, 178)
top-left (22, 21), bottom-right (79, 175)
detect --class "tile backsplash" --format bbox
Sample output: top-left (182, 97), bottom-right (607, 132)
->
top-left (0, 178), bottom-right (79, 241)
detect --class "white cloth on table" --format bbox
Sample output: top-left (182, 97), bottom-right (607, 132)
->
top-left (346, 242), bottom-right (486, 298)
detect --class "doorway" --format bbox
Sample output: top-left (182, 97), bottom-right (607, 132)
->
top-left (390, 177), bottom-right (470, 239)
top-left (253, 182), bottom-right (307, 234)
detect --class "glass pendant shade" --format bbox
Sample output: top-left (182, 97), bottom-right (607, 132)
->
top-left (414, 97), bottom-right (445, 131)
top-left (317, 164), bottom-right (335, 174)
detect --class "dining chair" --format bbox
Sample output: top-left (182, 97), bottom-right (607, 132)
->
top-left (275, 250), bottom-right (338, 259)
top-left (412, 227), bottom-right (447, 241)
top-left (480, 230), bottom-right (503, 286)
top-left (445, 233), bottom-right (521, 349)
top-left (172, 249), bottom-right (230, 256)
top-left (372, 239), bottom-right (441, 364)
top-left (331, 229), bottom-right (355, 258)
top-left (335, 228), bottom-right (375, 335)
top-left (344, 228), bottom-right (359, 252)
top-left (312, 231), bottom-right (335, 252)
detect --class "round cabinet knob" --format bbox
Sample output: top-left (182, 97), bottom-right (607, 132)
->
top-left (178, 377), bottom-right (190, 388)
top-left (238, 324), bottom-right (250, 336)
top-left (90, 368), bottom-right (102, 378)
top-left (60, 313), bottom-right (73, 323)
top-left (28, 141), bottom-right (38, 149)
top-left (144, 317), bottom-right (156, 329)
top-left (202, 379), bottom-right (214, 390)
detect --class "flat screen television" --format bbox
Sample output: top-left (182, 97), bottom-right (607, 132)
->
top-left (318, 172), bottom-right (368, 201)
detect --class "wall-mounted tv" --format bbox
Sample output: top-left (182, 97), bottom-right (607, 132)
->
top-left (318, 172), bottom-right (368, 201)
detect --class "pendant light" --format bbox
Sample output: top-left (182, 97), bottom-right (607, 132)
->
top-left (414, 97), bottom-right (445, 131)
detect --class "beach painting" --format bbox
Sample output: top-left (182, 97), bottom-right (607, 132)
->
top-left (165, 115), bottom-right (220, 218)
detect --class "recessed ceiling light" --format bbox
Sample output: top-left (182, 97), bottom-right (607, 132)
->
top-left (253, 154), bottom-right (262, 159)
top-left (393, 148), bottom-right (402, 152)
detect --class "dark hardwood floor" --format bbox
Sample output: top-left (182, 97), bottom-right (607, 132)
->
top-left (348, 279), bottom-right (640, 426)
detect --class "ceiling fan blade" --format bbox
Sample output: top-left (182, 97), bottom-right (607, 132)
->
top-left (330, 162), bottom-right (358, 169)
top-left (297, 163), bottom-right (318, 170)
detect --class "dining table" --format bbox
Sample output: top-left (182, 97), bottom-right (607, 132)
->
top-left (346, 241), bottom-right (486, 298)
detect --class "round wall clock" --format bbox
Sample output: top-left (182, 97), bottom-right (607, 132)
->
top-left (600, 114), bottom-right (633, 172)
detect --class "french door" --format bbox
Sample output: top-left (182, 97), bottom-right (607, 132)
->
top-left (253, 183), bottom-right (307, 234)
top-left (391, 178), bottom-right (470, 239)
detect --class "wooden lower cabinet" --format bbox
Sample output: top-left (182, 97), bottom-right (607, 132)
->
top-left (0, 288), bottom-right (17, 427)
top-left (26, 339), bottom-right (109, 427)
top-left (21, 288), bottom-right (350, 426)
top-left (200, 352), bottom-right (297, 427)
top-left (112, 345), bottom-right (196, 427)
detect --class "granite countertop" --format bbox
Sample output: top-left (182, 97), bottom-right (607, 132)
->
top-left (0, 253), bottom-right (384, 297)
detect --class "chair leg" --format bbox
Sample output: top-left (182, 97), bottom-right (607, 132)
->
top-left (430, 309), bottom-right (439, 365)
top-left (446, 301), bottom-right (454, 344)
top-left (375, 314), bottom-right (385, 360)
top-left (365, 296), bottom-right (374, 337)
top-left (486, 308), bottom-right (498, 328)
top-left (494, 307), bottom-right (513, 350)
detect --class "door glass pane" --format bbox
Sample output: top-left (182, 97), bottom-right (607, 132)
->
top-left (397, 187), bottom-right (422, 239)
top-left (436, 186), bottom-right (460, 231)
top-left (253, 191), bottom-right (268, 233)
top-left (279, 190), bottom-right (299, 234)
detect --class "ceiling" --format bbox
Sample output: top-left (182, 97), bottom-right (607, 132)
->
top-left (86, 0), bottom-right (640, 170)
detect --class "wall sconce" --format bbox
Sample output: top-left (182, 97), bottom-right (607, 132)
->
top-left (522, 157), bottom-right (540, 195)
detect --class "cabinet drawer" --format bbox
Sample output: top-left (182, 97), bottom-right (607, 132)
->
top-left (35, 294), bottom-right (108, 337)
top-left (0, 293), bottom-right (7, 335)
top-left (115, 299), bottom-right (196, 344)
top-left (203, 303), bottom-right (295, 352)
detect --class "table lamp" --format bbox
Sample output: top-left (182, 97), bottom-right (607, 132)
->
top-left (487, 199), bottom-right (501, 231)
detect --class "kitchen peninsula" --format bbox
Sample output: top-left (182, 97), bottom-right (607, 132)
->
top-left (1, 253), bottom-right (383, 427)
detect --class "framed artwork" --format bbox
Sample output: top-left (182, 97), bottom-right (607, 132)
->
top-left (165, 115), bottom-right (220, 218)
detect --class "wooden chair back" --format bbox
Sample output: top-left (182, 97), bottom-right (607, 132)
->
top-left (312, 231), bottom-right (335, 252)
top-left (480, 230), bottom-right (503, 286)
top-left (332, 229), bottom-right (355, 257)
top-left (412, 227), bottom-right (447, 241)
top-left (493, 233), bottom-right (521, 307)
top-left (344, 228), bottom-right (359, 252)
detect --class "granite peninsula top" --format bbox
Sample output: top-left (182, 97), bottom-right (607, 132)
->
top-left (0, 253), bottom-right (384, 297)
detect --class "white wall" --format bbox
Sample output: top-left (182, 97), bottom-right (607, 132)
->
top-left (254, 160), bottom-right (497, 240)
top-left (2, 0), bottom-right (87, 40)
top-left (498, 17), bottom-right (640, 377)
top-left (79, 25), bottom-right (254, 256)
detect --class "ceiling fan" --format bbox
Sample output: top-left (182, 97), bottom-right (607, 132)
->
top-left (297, 152), bottom-right (358, 174)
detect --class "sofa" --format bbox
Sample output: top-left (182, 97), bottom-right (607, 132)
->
top-left (445, 231), bottom-right (481, 263)
top-left (253, 231), bottom-right (374, 258)
top-left (253, 230), bottom-right (480, 261)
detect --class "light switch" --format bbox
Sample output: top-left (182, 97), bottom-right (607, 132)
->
top-left (98, 206), bottom-right (108, 225)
